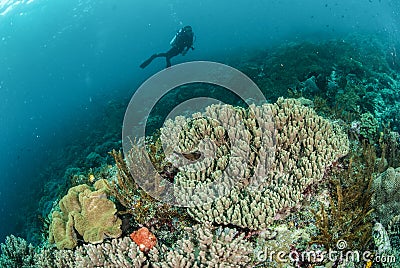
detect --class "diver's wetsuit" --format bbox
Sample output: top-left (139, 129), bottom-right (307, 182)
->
top-left (140, 26), bottom-right (194, 69)
top-left (155, 46), bottom-right (182, 68)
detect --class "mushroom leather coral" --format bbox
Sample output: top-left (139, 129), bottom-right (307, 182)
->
top-left (49, 179), bottom-right (122, 249)
top-left (130, 227), bottom-right (157, 252)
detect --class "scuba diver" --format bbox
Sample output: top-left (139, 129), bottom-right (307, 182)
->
top-left (140, 25), bottom-right (195, 69)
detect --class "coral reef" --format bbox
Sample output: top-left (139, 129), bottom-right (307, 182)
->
top-left (373, 222), bottom-right (392, 255)
top-left (34, 237), bottom-right (148, 268)
top-left (311, 143), bottom-right (375, 252)
top-left (8, 36), bottom-right (400, 268)
top-left (380, 128), bottom-right (400, 168)
top-left (254, 224), bottom-right (312, 267)
top-left (150, 224), bottom-right (254, 267)
top-left (359, 112), bottom-right (379, 143)
top-left (0, 235), bottom-right (35, 268)
top-left (237, 37), bottom-right (400, 133)
top-left (161, 98), bottom-right (349, 229)
top-left (239, 37), bottom-right (392, 99)
top-left (372, 222), bottom-right (400, 267)
top-left (108, 148), bottom-right (194, 241)
top-left (387, 215), bottom-right (400, 264)
top-left (84, 151), bottom-right (103, 168)
top-left (107, 149), bottom-right (141, 215)
top-left (108, 146), bottom-right (171, 224)
top-left (5, 227), bottom-right (253, 267)
top-left (372, 166), bottom-right (400, 227)
top-left (49, 179), bottom-right (122, 249)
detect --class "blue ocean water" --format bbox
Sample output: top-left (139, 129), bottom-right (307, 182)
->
top-left (0, 0), bottom-right (399, 244)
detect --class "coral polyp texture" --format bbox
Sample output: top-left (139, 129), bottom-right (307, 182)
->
top-left (3, 227), bottom-right (252, 267)
top-left (34, 237), bottom-right (148, 267)
top-left (372, 167), bottom-right (400, 227)
top-left (150, 224), bottom-right (254, 267)
top-left (0, 235), bottom-right (35, 268)
top-left (49, 179), bottom-right (122, 249)
top-left (161, 98), bottom-right (349, 229)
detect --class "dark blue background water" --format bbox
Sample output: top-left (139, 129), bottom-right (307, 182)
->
top-left (0, 0), bottom-right (399, 243)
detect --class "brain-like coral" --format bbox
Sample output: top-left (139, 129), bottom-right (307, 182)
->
top-left (49, 179), bottom-right (122, 249)
top-left (161, 98), bottom-right (349, 229)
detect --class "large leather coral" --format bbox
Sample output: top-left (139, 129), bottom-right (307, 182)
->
top-left (49, 179), bottom-right (122, 249)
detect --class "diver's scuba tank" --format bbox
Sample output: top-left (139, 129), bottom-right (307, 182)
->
top-left (170, 28), bottom-right (182, 46)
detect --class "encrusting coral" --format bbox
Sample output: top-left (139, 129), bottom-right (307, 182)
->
top-left (253, 224), bottom-right (312, 268)
top-left (160, 98), bottom-right (349, 229)
top-left (372, 166), bottom-right (400, 227)
top-left (49, 179), bottom-right (122, 249)
top-left (130, 227), bottom-right (157, 252)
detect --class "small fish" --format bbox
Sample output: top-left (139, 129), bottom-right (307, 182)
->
top-left (181, 151), bottom-right (202, 161)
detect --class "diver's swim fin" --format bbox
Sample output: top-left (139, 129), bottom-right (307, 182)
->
top-left (140, 54), bottom-right (158, 69)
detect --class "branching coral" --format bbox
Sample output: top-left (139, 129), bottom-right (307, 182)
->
top-left (160, 98), bottom-right (349, 229)
top-left (35, 237), bottom-right (148, 268)
top-left (0, 235), bottom-right (35, 268)
top-left (150, 224), bottom-right (254, 267)
top-left (34, 226), bottom-right (253, 267)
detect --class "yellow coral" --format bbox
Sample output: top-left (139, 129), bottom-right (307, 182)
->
top-left (49, 212), bottom-right (77, 249)
top-left (88, 174), bottom-right (96, 183)
top-left (48, 179), bottom-right (122, 249)
top-left (74, 181), bottom-right (121, 244)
